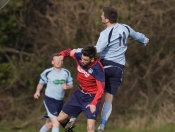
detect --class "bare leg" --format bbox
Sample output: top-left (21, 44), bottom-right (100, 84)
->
top-left (87, 119), bottom-right (96, 132)
top-left (40, 119), bottom-right (52, 132)
top-left (50, 117), bottom-right (60, 132)
top-left (57, 111), bottom-right (70, 124)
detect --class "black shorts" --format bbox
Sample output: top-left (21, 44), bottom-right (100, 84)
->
top-left (44, 96), bottom-right (63, 118)
top-left (100, 59), bottom-right (124, 95)
top-left (62, 89), bottom-right (101, 120)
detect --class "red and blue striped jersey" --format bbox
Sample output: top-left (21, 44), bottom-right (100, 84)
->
top-left (60, 49), bottom-right (105, 106)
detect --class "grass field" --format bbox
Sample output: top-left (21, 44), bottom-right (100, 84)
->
top-left (1, 123), bottom-right (175, 132)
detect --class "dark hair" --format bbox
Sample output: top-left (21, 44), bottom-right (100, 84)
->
top-left (51, 53), bottom-right (59, 60)
top-left (81, 45), bottom-right (97, 59)
top-left (103, 7), bottom-right (118, 23)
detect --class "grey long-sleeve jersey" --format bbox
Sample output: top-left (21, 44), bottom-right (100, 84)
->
top-left (95, 23), bottom-right (148, 65)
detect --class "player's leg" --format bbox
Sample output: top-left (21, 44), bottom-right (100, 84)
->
top-left (57, 111), bottom-right (70, 123)
top-left (82, 92), bottom-right (101, 132)
top-left (59, 89), bottom-right (82, 132)
top-left (45, 118), bottom-right (53, 129)
top-left (87, 119), bottom-right (96, 132)
top-left (58, 111), bottom-right (75, 132)
top-left (43, 96), bottom-right (64, 132)
top-left (98, 65), bottom-right (123, 131)
top-left (39, 119), bottom-right (52, 132)
top-left (64, 116), bottom-right (76, 131)
top-left (97, 93), bottom-right (113, 131)
top-left (50, 117), bottom-right (60, 132)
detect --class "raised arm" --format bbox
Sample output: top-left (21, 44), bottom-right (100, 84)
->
top-left (124, 24), bottom-right (149, 46)
top-left (59, 48), bottom-right (77, 57)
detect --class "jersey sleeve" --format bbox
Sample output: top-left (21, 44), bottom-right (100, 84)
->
top-left (94, 31), bottom-right (108, 53)
top-left (90, 63), bottom-right (105, 106)
top-left (59, 48), bottom-right (72, 57)
top-left (65, 70), bottom-right (73, 85)
top-left (39, 70), bottom-right (49, 84)
top-left (123, 24), bottom-right (148, 46)
top-left (90, 80), bottom-right (105, 106)
top-left (59, 48), bottom-right (77, 60)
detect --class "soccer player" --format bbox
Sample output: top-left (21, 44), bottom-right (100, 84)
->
top-left (95, 7), bottom-right (149, 132)
top-left (57, 46), bottom-right (105, 132)
top-left (34, 53), bottom-right (73, 132)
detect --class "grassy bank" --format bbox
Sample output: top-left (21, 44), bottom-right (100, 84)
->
top-left (1, 123), bottom-right (175, 132)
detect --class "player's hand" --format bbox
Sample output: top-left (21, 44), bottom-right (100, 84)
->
top-left (146, 38), bottom-right (149, 43)
top-left (70, 49), bottom-right (77, 56)
top-left (62, 83), bottom-right (67, 90)
top-left (86, 104), bottom-right (96, 113)
top-left (58, 55), bottom-right (64, 61)
top-left (34, 92), bottom-right (40, 99)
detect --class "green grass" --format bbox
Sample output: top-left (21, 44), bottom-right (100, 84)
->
top-left (1, 123), bottom-right (175, 132)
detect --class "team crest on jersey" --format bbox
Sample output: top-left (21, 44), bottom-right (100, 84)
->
top-left (88, 68), bottom-right (93, 74)
top-left (77, 66), bottom-right (90, 77)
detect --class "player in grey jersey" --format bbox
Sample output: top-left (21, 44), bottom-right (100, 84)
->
top-left (70, 6), bottom-right (149, 132)
top-left (95, 7), bottom-right (149, 132)
top-left (34, 53), bottom-right (73, 132)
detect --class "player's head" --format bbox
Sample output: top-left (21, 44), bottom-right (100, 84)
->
top-left (81, 45), bottom-right (97, 67)
top-left (51, 53), bottom-right (63, 69)
top-left (101, 6), bottom-right (118, 24)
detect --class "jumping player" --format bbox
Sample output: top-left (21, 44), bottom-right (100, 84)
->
top-left (95, 7), bottom-right (149, 132)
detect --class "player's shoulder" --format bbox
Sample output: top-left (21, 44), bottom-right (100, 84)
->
top-left (92, 60), bottom-right (104, 71)
top-left (40, 67), bottom-right (53, 76)
top-left (74, 52), bottom-right (82, 60)
top-left (43, 67), bottom-right (53, 73)
top-left (61, 68), bottom-right (70, 72)
top-left (118, 23), bottom-right (129, 26)
top-left (61, 68), bottom-right (71, 76)
top-left (115, 23), bottom-right (131, 33)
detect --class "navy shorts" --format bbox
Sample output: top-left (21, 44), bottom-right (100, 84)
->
top-left (44, 96), bottom-right (63, 118)
top-left (100, 59), bottom-right (124, 95)
top-left (62, 89), bottom-right (101, 120)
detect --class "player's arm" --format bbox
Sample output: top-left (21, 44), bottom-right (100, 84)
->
top-left (90, 80), bottom-right (105, 106)
top-left (125, 25), bottom-right (149, 45)
top-left (65, 70), bottom-right (73, 89)
top-left (34, 83), bottom-right (44, 99)
top-left (62, 83), bottom-right (73, 90)
top-left (62, 69), bottom-right (73, 90)
top-left (59, 48), bottom-right (77, 58)
top-left (86, 80), bottom-right (104, 113)
top-left (34, 70), bottom-right (48, 99)
top-left (94, 32), bottom-right (108, 53)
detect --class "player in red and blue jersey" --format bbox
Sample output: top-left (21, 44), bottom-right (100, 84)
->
top-left (57, 46), bottom-right (105, 132)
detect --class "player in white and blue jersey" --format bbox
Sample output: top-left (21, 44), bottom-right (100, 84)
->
top-left (95, 7), bottom-right (149, 132)
top-left (34, 53), bottom-right (73, 132)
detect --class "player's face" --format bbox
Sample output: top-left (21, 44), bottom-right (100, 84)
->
top-left (81, 55), bottom-right (94, 67)
top-left (52, 56), bottom-right (63, 69)
top-left (101, 12), bottom-right (109, 24)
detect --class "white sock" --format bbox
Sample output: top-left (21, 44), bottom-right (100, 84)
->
top-left (39, 125), bottom-right (49, 132)
top-left (52, 127), bottom-right (59, 132)
top-left (98, 102), bottom-right (112, 130)
top-left (69, 116), bottom-right (76, 122)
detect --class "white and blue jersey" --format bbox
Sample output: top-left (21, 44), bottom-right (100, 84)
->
top-left (95, 23), bottom-right (148, 65)
top-left (39, 67), bottom-right (73, 100)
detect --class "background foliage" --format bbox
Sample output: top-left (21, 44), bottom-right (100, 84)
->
top-left (0, 0), bottom-right (175, 131)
